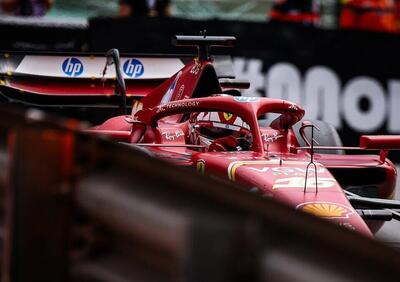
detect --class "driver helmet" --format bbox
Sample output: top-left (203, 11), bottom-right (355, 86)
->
top-left (189, 111), bottom-right (252, 149)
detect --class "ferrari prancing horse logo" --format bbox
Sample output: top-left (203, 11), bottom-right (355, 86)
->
top-left (196, 160), bottom-right (205, 174)
top-left (223, 112), bottom-right (233, 121)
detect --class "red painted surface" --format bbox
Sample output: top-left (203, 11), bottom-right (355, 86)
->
top-left (6, 76), bottom-right (162, 96)
top-left (360, 135), bottom-right (400, 149)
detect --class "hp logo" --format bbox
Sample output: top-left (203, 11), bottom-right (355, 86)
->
top-left (123, 59), bottom-right (144, 78)
top-left (62, 58), bottom-right (83, 77)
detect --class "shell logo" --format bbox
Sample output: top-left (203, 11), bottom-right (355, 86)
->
top-left (297, 202), bottom-right (354, 219)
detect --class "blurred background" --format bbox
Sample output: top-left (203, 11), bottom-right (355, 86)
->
top-left (43, 0), bottom-right (400, 32)
top-left (2, 0), bottom-right (400, 155)
top-left (1, 0), bottom-right (400, 31)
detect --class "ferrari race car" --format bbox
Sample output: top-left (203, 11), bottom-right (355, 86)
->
top-left (88, 35), bottom-right (400, 238)
top-left (2, 35), bottom-right (400, 238)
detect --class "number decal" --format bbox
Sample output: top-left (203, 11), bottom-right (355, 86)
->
top-left (273, 177), bottom-right (336, 189)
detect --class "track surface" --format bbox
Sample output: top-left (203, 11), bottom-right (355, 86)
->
top-left (375, 167), bottom-right (400, 250)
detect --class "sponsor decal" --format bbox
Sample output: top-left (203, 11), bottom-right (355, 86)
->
top-left (223, 112), bottom-right (233, 121)
top-left (161, 130), bottom-right (185, 141)
top-left (288, 103), bottom-right (299, 111)
top-left (234, 97), bottom-right (260, 103)
top-left (296, 202), bottom-right (354, 219)
top-left (176, 84), bottom-right (185, 100)
top-left (190, 62), bottom-right (201, 75)
top-left (123, 59), bottom-right (144, 78)
top-left (217, 112), bottom-right (238, 125)
top-left (272, 177), bottom-right (336, 189)
top-left (227, 160), bottom-right (318, 181)
top-left (262, 132), bottom-right (284, 143)
top-left (14, 56), bottom-right (184, 79)
top-left (157, 100), bottom-right (200, 113)
top-left (62, 58), bottom-right (83, 77)
top-left (196, 160), bottom-right (206, 174)
top-left (248, 166), bottom-right (325, 175)
top-left (161, 71), bottom-right (182, 104)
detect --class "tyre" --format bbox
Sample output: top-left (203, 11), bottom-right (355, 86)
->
top-left (293, 120), bottom-right (344, 155)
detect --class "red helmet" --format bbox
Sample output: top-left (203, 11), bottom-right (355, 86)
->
top-left (189, 111), bottom-right (252, 151)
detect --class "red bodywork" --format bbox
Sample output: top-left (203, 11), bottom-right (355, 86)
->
top-left (5, 76), bottom-right (160, 97)
top-left (88, 56), bottom-right (397, 238)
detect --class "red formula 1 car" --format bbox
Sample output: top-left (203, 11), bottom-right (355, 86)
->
top-left (3, 35), bottom-right (399, 237)
top-left (86, 35), bottom-right (400, 237)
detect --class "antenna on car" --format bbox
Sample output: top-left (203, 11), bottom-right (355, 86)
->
top-left (302, 122), bottom-right (320, 193)
top-left (102, 48), bottom-right (128, 115)
top-left (172, 33), bottom-right (236, 62)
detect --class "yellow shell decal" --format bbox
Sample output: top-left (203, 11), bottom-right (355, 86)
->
top-left (223, 112), bottom-right (233, 121)
top-left (196, 160), bottom-right (205, 174)
top-left (297, 202), bottom-right (354, 219)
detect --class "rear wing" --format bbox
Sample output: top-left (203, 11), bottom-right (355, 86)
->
top-left (0, 53), bottom-right (186, 80)
top-left (0, 52), bottom-right (188, 107)
top-left (0, 35), bottom-right (245, 108)
top-left (0, 52), bottom-right (235, 80)
top-left (0, 52), bottom-right (236, 106)
top-left (359, 135), bottom-right (400, 150)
